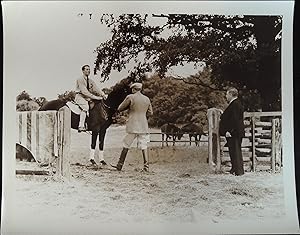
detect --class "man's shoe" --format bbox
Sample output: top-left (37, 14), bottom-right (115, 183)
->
top-left (100, 160), bottom-right (107, 166)
top-left (90, 159), bottom-right (97, 165)
top-left (110, 163), bottom-right (121, 171)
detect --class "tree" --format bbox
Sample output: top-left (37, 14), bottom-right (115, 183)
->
top-left (94, 14), bottom-right (281, 111)
top-left (57, 90), bottom-right (76, 101)
top-left (142, 72), bottom-right (228, 128)
top-left (16, 100), bottom-right (40, 111)
top-left (33, 97), bottom-right (48, 107)
top-left (16, 90), bottom-right (32, 101)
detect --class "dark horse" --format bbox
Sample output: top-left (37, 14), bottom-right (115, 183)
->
top-left (160, 123), bottom-right (183, 146)
top-left (181, 123), bottom-right (206, 146)
top-left (39, 78), bottom-right (132, 165)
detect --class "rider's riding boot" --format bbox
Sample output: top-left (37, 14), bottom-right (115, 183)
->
top-left (98, 150), bottom-right (107, 165)
top-left (112, 148), bottom-right (128, 171)
top-left (89, 149), bottom-right (97, 165)
top-left (78, 111), bottom-right (87, 132)
top-left (142, 149), bottom-right (149, 172)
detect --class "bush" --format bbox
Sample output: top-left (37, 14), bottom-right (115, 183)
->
top-left (16, 100), bottom-right (40, 111)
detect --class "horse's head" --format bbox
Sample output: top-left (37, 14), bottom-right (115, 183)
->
top-left (177, 130), bottom-right (183, 140)
top-left (105, 77), bottom-right (132, 110)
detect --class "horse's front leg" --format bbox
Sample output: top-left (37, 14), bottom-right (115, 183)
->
top-left (172, 135), bottom-right (176, 146)
top-left (166, 135), bottom-right (169, 146)
top-left (97, 128), bottom-right (107, 165)
top-left (89, 131), bottom-right (98, 165)
top-left (195, 135), bottom-right (199, 146)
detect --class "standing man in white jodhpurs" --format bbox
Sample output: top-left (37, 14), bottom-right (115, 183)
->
top-left (111, 82), bottom-right (153, 171)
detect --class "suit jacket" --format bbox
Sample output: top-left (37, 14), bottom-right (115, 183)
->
top-left (118, 91), bottom-right (153, 134)
top-left (219, 98), bottom-right (245, 138)
top-left (75, 76), bottom-right (105, 101)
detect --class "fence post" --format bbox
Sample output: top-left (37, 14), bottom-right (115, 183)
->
top-left (251, 116), bottom-right (256, 172)
top-left (271, 118), bottom-right (282, 173)
top-left (207, 108), bottom-right (222, 171)
top-left (57, 107), bottom-right (71, 179)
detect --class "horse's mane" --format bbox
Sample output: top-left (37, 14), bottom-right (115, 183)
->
top-left (111, 77), bottom-right (131, 93)
top-left (104, 77), bottom-right (132, 109)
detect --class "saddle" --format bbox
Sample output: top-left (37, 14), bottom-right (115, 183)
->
top-left (66, 100), bottom-right (109, 121)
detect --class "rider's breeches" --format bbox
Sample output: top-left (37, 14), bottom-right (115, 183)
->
top-left (123, 133), bottom-right (150, 150)
top-left (75, 94), bottom-right (89, 112)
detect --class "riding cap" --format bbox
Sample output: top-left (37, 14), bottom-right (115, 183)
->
top-left (130, 82), bottom-right (143, 89)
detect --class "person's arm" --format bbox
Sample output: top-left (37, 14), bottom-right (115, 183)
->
top-left (227, 102), bottom-right (241, 137)
top-left (117, 96), bottom-right (131, 112)
top-left (90, 79), bottom-right (107, 98)
top-left (77, 79), bottom-right (102, 100)
top-left (147, 102), bottom-right (153, 116)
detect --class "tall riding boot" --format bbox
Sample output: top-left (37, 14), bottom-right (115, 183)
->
top-left (142, 149), bottom-right (149, 172)
top-left (115, 148), bottom-right (129, 171)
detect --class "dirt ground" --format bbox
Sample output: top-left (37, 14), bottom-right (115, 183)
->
top-left (14, 126), bottom-right (285, 233)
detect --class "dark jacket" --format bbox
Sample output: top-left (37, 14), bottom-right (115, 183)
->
top-left (219, 98), bottom-right (245, 138)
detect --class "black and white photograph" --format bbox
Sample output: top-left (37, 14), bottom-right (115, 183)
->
top-left (2, 1), bottom-right (298, 234)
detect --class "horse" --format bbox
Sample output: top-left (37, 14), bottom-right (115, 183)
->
top-left (181, 123), bottom-right (206, 146)
top-left (39, 78), bottom-right (132, 165)
top-left (160, 123), bottom-right (183, 146)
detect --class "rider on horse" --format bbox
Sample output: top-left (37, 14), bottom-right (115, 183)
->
top-left (75, 65), bottom-right (107, 132)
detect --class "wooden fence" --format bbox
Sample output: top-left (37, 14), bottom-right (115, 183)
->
top-left (207, 108), bottom-right (282, 173)
top-left (16, 107), bottom-right (71, 178)
top-left (149, 132), bottom-right (207, 146)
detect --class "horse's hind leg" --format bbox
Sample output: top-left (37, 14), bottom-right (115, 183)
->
top-left (89, 132), bottom-right (98, 165)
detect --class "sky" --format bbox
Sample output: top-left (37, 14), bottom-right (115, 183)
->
top-left (3, 1), bottom-right (204, 100)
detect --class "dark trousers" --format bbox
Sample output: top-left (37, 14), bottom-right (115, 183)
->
top-left (226, 137), bottom-right (244, 175)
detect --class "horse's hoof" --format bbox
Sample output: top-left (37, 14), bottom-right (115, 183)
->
top-left (100, 160), bottom-right (107, 166)
top-left (90, 159), bottom-right (97, 165)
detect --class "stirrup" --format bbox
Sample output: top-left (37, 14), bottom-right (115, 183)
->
top-left (78, 127), bottom-right (86, 133)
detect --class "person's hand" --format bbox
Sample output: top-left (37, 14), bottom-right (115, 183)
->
top-left (218, 109), bottom-right (223, 114)
top-left (225, 131), bottom-right (232, 137)
top-left (97, 96), bottom-right (105, 100)
top-left (103, 94), bottom-right (108, 100)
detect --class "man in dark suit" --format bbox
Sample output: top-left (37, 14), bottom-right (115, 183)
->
top-left (219, 88), bottom-right (245, 176)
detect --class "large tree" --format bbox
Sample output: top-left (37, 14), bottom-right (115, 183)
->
top-left (94, 14), bottom-right (281, 111)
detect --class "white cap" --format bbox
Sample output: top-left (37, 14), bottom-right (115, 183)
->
top-left (130, 82), bottom-right (143, 89)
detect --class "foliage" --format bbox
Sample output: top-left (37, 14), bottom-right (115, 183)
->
top-left (33, 97), bottom-right (48, 107)
top-left (16, 100), bottom-right (40, 111)
top-left (16, 90), bottom-right (41, 111)
top-left (142, 72), bottom-right (228, 129)
top-left (113, 69), bottom-right (263, 128)
top-left (57, 90), bottom-right (76, 102)
top-left (16, 90), bottom-right (32, 101)
top-left (94, 14), bottom-right (281, 111)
